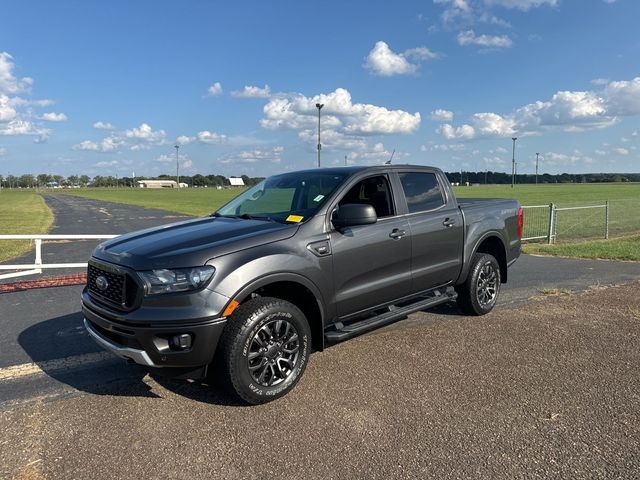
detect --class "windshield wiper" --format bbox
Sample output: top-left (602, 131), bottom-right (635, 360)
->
top-left (211, 212), bottom-right (276, 222)
top-left (240, 213), bottom-right (276, 222)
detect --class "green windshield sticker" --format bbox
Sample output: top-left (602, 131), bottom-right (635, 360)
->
top-left (313, 195), bottom-right (324, 202)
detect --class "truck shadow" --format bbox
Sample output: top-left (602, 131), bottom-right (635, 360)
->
top-left (17, 312), bottom-right (242, 405)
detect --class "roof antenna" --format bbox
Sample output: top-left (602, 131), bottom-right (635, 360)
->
top-left (385, 149), bottom-right (395, 165)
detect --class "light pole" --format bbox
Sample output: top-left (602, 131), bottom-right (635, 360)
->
top-left (535, 152), bottom-right (540, 185)
top-left (315, 103), bottom-right (324, 168)
top-left (174, 144), bottom-right (180, 188)
top-left (511, 137), bottom-right (517, 188)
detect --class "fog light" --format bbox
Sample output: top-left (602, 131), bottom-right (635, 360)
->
top-left (171, 333), bottom-right (192, 350)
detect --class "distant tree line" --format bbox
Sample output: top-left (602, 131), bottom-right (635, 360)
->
top-left (0, 173), bottom-right (265, 189)
top-left (0, 171), bottom-right (638, 189)
top-left (444, 171), bottom-right (640, 185)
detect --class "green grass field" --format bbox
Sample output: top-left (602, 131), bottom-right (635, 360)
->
top-left (2, 182), bottom-right (637, 263)
top-left (453, 183), bottom-right (640, 240)
top-left (0, 190), bottom-right (54, 263)
top-left (524, 235), bottom-right (640, 261)
top-left (59, 187), bottom-right (241, 216)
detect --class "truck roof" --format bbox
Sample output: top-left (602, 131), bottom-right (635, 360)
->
top-left (285, 164), bottom-right (441, 176)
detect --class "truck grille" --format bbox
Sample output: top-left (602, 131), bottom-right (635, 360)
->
top-left (88, 262), bottom-right (128, 308)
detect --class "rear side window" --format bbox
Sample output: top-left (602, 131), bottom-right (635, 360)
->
top-left (399, 172), bottom-right (445, 213)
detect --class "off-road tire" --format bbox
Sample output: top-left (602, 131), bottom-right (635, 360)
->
top-left (455, 253), bottom-right (501, 316)
top-left (218, 297), bottom-right (311, 404)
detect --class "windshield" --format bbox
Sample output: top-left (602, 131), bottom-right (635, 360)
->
top-left (215, 171), bottom-right (348, 224)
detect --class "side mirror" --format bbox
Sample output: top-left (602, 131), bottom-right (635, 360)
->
top-left (332, 203), bottom-right (377, 229)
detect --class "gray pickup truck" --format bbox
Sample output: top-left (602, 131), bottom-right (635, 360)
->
top-left (83, 165), bottom-right (522, 403)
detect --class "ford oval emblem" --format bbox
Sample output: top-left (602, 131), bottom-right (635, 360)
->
top-left (95, 275), bottom-right (109, 291)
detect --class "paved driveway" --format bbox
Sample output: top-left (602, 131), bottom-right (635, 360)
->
top-left (1, 194), bottom-right (639, 478)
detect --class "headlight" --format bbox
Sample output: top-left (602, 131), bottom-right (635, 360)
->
top-left (138, 266), bottom-right (215, 295)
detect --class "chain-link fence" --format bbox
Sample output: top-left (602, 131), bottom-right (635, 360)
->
top-left (521, 205), bottom-right (552, 241)
top-left (522, 202), bottom-right (617, 243)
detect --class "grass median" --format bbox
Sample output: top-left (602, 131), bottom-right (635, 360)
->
top-left (0, 190), bottom-right (54, 263)
top-left (59, 188), bottom-right (242, 216)
top-left (523, 235), bottom-right (640, 261)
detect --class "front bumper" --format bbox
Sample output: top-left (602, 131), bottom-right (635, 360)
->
top-left (82, 290), bottom-right (227, 370)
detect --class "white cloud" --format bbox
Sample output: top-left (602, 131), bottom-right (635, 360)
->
top-left (95, 160), bottom-right (120, 168)
top-left (0, 147), bottom-right (7, 156)
top-left (430, 109), bottom-right (454, 121)
top-left (543, 151), bottom-right (594, 167)
top-left (436, 76), bottom-right (640, 140)
top-left (93, 121), bottom-right (114, 130)
top-left (422, 142), bottom-right (466, 152)
top-left (124, 123), bottom-right (166, 150)
top-left (0, 94), bottom-right (17, 122)
top-left (0, 52), bottom-right (33, 94)
top-left (196, 130), bottom-right (227, 144)
top-left (73, 136), bottom-right (123, 152)
top-left (457, 30), bottom-right (513, 48)
top-left (437, 123), bottom-right (476, 139)
top-left (207, 82), bottom-right (223, 96)
top-left (231, 85), bottom-right (271, 98)
top-left (614, 147), bottom-right (629, 156)
top-left (219, 146), bottom-right (284, 164)
top-left (0, 119), bottom-right (50, 140)
top-left (176, 135), bottom-right (194, 145)
top-left (156, 154), bottom-right (174, 163)
top-left (603, 77), bottom-right (640, 116)
top-left (157, 153), bottom-right (191, 170)
top-left (484, 0), bottom-right (558, 10)
top-left (40, 112), bottom-right (67, 122)
top-left (364, 41), bottom-right (437, 76)
top-left (594, 149), bottom-right (607, 156)
top-left (260, 88), bottom-right (420, 150)
top-left (182, 159), bottom-right (194, 170)
top-left (0, 53), bottom-right (59, 141)
top-left (337, 143), bottom-right (406, 166)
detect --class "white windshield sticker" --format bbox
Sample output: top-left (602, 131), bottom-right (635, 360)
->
top-left (313, 194), bottom-right (324, 202)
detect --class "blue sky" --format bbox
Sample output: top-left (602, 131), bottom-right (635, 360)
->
top-left (1, 0), bottom-right (639, 178)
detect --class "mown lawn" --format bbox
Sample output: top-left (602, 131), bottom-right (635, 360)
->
top-left (524, 235), bottom-right (640, 261)
top-left (454, 183), bottom-right (640, 239)
top-left (55, 182), bottom-right (640, 261)
top-left (59, 187), bottom-right (243, 216)
top-left (0, 190), bottom-right (54, 263)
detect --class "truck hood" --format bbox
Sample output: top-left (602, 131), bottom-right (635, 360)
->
top-left (92, 216), bottom-right (298, 270)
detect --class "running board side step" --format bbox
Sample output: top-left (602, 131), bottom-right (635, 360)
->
top-left (325, 288), bottom-right (457, 343)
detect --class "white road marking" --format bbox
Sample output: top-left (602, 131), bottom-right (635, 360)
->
top-left (0, 351), bottom-right (115, 381)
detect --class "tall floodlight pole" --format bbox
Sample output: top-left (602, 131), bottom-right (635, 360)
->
top-left (511, 137), bottom-right (517, 188)
top-left (174, 144), bottom-right (180, 188)
top-left (535, 152), bottom-right (540, 185)
top-left (315, 103), bottom-right (324, 168)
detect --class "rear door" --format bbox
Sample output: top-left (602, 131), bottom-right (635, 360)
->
top-left (328, 173), bottom-right (412, 318)
top-left (394, 170), bottom-right (463, 291)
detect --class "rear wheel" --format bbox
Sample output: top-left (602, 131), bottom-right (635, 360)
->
top-left (218, 297), bottom-right (311, 404)
top-left (456, 253), bottom-right (501, 316)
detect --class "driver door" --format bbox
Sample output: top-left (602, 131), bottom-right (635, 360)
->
top-left (329, 175), bottom-right (412, 318)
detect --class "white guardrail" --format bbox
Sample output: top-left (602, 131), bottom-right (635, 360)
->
top-left (0, 234), bottom-right (118, 280)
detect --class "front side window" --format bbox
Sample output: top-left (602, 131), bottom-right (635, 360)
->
top-left (399, 172), bottom-right (445, 213)
top-left (216, 171), bottom-right (348, 223)
top-left (338, 175), bottom-right (394, 218)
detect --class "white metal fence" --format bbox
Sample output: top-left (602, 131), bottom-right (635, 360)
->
top-left (521, 203), bottom-right (609, 244)
top-left (0, 202), bottom-right (615, 281)
top-left (0, 234), bottom-right (117, 280)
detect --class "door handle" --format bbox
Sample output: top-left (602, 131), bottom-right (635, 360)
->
top-left (389, 228), bottom-right (406, 239)
top-left (443, 218), bottom-right (456, 227)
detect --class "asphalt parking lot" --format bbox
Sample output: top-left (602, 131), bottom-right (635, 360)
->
top-left (1, 195), bottom-right (639, 479)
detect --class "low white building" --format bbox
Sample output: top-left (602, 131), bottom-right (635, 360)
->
top-left (137, 180), bottom-right (188, 188)
top-left (229, 177), bottom-right (245, 187)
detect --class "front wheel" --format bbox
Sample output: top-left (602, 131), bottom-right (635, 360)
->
top-left (455, 253), bottom-right (501, 316)
top-left (218, 297), bottom-right (311, 404)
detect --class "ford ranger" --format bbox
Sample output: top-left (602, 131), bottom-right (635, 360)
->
top-left (82, 165), bottom-right (522, 403)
